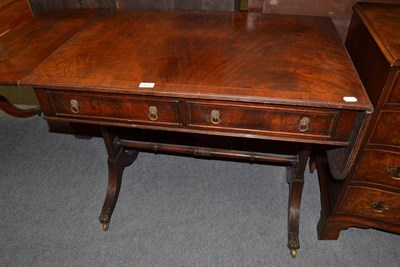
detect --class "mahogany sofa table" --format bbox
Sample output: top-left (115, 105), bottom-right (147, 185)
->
top-left (1, 9), bottom-right (372, 257)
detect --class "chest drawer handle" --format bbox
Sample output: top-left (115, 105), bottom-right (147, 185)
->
top-left (70, 99), bottom-right (80, 114)
top-left (369, 200), bottom-right (390, 213)
top-left (211, 110), bottom-right (221, 125)
top-left (149, 106), bottom-right (158, 121)
top-left (298, 117), bottom-right (310, 132)
top-left (387, 166), bottom-right (400, 180)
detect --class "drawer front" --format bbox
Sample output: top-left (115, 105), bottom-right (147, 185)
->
top-left (48, 91), bottom-right (180, 126)
top-left (370, 111), bottom-right (400, 148)
top-left (186, 101), bottom-right (336, 139)
top-left (353, 149), bottom-right (400, 189)
top-left (387, 71), bottom-right (400, 105)
top-left (339, 186), bottom-right (400, 224)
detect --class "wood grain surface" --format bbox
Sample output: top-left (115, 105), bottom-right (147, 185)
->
top-left (353, 2), bottom-right (400, 66)
top-left (0, 9), bottom-right (99, 85)
top-left (23, 10), bottom-right (370, 110)
top-left (0, 0), bottom-right (32, 36)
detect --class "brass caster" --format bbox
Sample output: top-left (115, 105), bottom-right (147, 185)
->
top-left (102, 222), bottom-right (109, 231)
top-left (290, 249), bottom-right (297, 258)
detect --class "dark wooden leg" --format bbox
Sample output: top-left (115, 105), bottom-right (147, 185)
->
top-left (308, 146), bottom-right (317, 173)
top-left (287, 147), bottom-right (310, 257)
top-left (0, 95), bottom-right (41, 117)
top-left (309, 155), bottom-right (317, 173)
top-left (99, 127), bottom-right (138, 231)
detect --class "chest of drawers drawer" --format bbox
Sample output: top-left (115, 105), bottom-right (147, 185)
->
top-left (339, 186), bottom-right (400, 224)
top-left (352, 149), bottom-right (400, 189)
top-left (186, 101), bottom-right (338, 139)
top-left (370, 111), bottom-right (400, 147)
top-left (47, 91), bottom-right (181, 126)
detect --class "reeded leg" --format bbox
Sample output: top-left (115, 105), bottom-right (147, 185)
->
top-left (99, 127), bottom-right (138, 231)
top-left (0, 95), bottom-right (41, 117)
top-left (286, 147), bottom-right (310, 257)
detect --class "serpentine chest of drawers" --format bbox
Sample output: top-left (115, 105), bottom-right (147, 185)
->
top-left (317, 2), bottom-right (400, 239)
top-left (0, 8), bottom-right (372, 256)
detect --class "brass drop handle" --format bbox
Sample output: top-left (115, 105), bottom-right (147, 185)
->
top-left (387, 166), bottom-right (400, 180)
top-left (298, 117), bottom-right (310, 132)
top-left (211, 109), bottom-right (221, 125)
top-left (148, 106), bottom-right (158, 121)
top-left (369, 200), bottom-right (390, 213)
top-left (70, 99), bottom-right (80, 114)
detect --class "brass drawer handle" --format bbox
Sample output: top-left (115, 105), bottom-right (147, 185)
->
top-left (148, 106), bottom-right (158, 121)
top-left (70, 99), bottom-right (80, 114)
top-left (211, 110), bottom-right (221, 125)
top-left (369, 200), bottom-right (390, 213)
top-left (387, 166), bottom-right (400, 180)
top-left (298, 117), bottom-right (310, 132)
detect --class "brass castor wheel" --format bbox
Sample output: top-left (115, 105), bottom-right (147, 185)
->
top-left (102, 222), bottom-right (109, 231)
top-left (290, 249), bottom-right (297, 258)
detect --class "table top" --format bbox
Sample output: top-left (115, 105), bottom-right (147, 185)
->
top-left (2, 9), bottom-right (371, 111)
top-left (0, 9), bottom-right (99, 85)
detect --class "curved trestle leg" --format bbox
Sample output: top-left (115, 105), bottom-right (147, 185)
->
top-left (0, 95), bottom-right (41, 117)
top-left (286, 147), bottom-right (310, 257)
top-left (99, 127), bottom-right (138, 231)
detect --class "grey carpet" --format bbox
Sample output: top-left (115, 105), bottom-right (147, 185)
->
top-left (1, 111), bottom-right (399, 267)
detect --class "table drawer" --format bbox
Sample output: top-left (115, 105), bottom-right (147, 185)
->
top-left (370, 111), bottom-right (400, 148)
top-left (186, 101), bottom-right (336, 139)
top-left (47, 91), bottom-right (180, 126)
top-left (353, 149), bottom-right (400, 189)
top-left (339, 186), bottom-right (400, 224)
